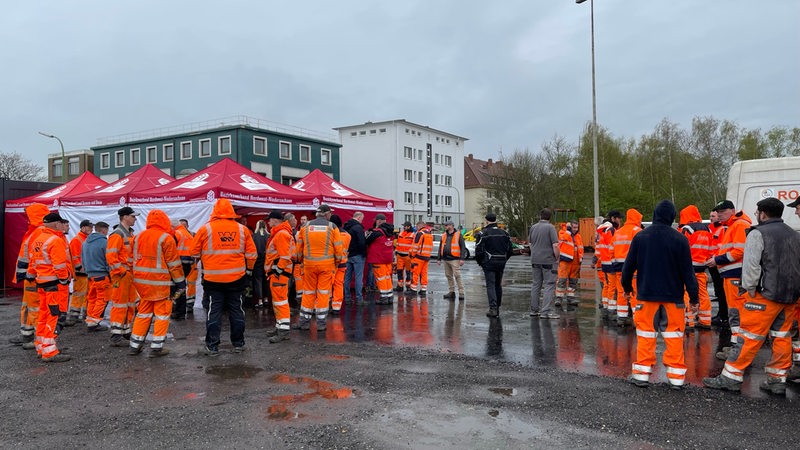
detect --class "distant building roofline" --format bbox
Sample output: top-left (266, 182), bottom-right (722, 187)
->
top-left (333, 119), bottom-right (469, 142)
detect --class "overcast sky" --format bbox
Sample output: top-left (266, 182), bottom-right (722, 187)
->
top-left (2, 0), bottom-right (798, 170)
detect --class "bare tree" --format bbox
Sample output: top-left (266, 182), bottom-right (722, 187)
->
top-left (0, 152), bottom-right (46, 181)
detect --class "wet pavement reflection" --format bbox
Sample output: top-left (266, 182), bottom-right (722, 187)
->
top-left (244, 256), bottom-right (795, 401)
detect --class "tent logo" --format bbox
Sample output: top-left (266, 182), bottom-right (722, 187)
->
top-left (239, 174), bottom-right (276, 192)
top-left (174, 173), bottom-right (209, 190)
top-left (330, 182), bottom-right (354, 197)
top-left (39, 185), bottom-right (68, 198)
top-left (312, 197), bottom-right (321, 207)
top-left (207, 190), bottom-right (215, 202)
top-left (386, 201), bottom-right (393, 209)
top-left (293, 181), bottom-right (307, 191)
top-left (157, 178), bottom-right (171, 185)
top-left (119, 196), bottom-right (126, 206)
top-left (99, 178), bottom-right (130, 193)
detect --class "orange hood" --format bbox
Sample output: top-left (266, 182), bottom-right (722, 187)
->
top-left (211, 199), bottom-right (239, 220)
top-left (679, 205), bottom-right (702, 225)
top-left (146, 209), bottom-right (172, 232)
top-left (626, 208), bottom-right (642, 226)
top-left (25, 203), bottom-right (50, 228)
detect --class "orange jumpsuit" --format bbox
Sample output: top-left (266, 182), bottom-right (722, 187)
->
top-left (332, 232), bottom-right (351, 312)
top-left (394, 229), bottom-right (415, 289)
top-left (296, 218), bottom-right (345, 326)
top-left (410, 226), bottom-right (433, 292)
top-left (30, 227), bottom-right (72, 359)
top-left (173, 224), bottom-right (196, 317)
top-left (107, 224), bottom-right (137, 337)
top-left (67, 230), bottom-right (89, 321)
top-left (613, 209), bottom-right (642, 320)
top-left (713, 211), bottom-right (752, 344)
top-left (679, 205), bottom-right (713, 327)
top-left (130, 210), bottom-right (185, 352)
top-left (12, 203), bottom-right (49, 343)
top-left (556, 225), bottom-right (583, 303)
top-left (265, 221), bottom-right (297, 331)
top-left (595, 221), bottom-right (617, 312)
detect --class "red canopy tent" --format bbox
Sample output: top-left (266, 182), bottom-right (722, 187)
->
top-left (129, 158), bottom-right (317, 230)
top-left (4, 172), bottom-right (107, 287)
top-left (290, 169), bottom-right (394, 225)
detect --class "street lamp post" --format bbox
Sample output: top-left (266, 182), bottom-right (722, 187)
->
top-left (38, 131), bottom-right (66, 183)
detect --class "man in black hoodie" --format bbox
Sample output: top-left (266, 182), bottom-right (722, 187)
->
top-left (622, 200), bottom-right (698, 389)
top-left (343, 212), bottom-right (367, 304)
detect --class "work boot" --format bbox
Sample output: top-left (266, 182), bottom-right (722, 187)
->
top-left (759, 378), bottom-right (787, 395)
top-left (232, 346), bottom-right (245, 354)
top-left (617, 316), bottom-right (631, 327)
top-left (394, 286), bottom-right (404, 292)
top-left (64, 316), bottom-right (78, 327)
top-left (486, 307), bottom-right (499, 318)
top-left (695, 322), bottom-right (712, 330)
top-left (316, 320), bottom-right (327, 331)
top-left (148, 348), bottom-right (170, 358)
top-left (554, 299), bottom-right (562, 308)
top-left (711, 316), bottom-right (728, 328)
top-left (628, 375), bottom-right (649, 388)
top-left (201, 346), bottom-right (219, 357)
top-left (42, 353), bottom-right (71, 363)
top-left (567, 297), bottom-right (579, 306)
top-left (110, 335), bottom-right (127, 347)
top-left (715, 347), bottom-right (732, 361)
top-left (787, 365), bottom-right (800, 383)
top-left (122, 333), bottom-right (131, 340)
top-left (703, 375), bottom-right (742, 392)
top-left (9, 335), bottom-right (32, 345)
top-left (22, 342), bottom-right (36, 350)
top-left (170, 312), bottom-right (185, 321)
top-left (269, 329), bottom-right (290, 343)
top-left (88, 324), bottom-right (109, 332)
top-left (330, 309), bottom-right (341, 316)
top-left (458, 294), bottom-right (465, 300)
top-left (291, 319), bottom-right (311, 331)
top-left (266, 327), bottom-right (279, 337)
top-left (419, 290), bottom-right (427, 296)
top-left (128, 346), bottom-right (143, 356)
top-left (443, 292), bottom-right (456, 300)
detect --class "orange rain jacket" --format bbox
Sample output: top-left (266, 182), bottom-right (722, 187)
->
top-left (16, 203), bottom-right (50, 283)
top-left (132, 210), bottom-right (186, 301)
top-left (265, 220), bottom-right (296, 275)
top-left (191, 199), bottom-right (257, 283)
top-left (679, 205), bottom-right (713, 272)
top-left (611, 209), bottom-right (643, 272)
top-left (713, 210), bottom-right (752, 279)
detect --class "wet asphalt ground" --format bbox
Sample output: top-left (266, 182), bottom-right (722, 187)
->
top-left (1, 255), bottom-right (799, 449)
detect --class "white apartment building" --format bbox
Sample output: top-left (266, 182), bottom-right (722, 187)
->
top-left (335, 120), bottom-right (467, 227)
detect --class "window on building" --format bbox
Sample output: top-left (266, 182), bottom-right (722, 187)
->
top-left (380, 128), bottom-right (386, 133)
top-left (321, 148), bottom-right (331, 165)
top-left (404, 214), bottom-right (412, 223)
top-left (359, 130), bottom-right (366, 135)
top-left (434, 153), bottom-right (440, 164)
top-left (445, 155), bottom-right (452, 167)
top-left (52, 160), bottom-right (62, 178)
top-left (404, 169), bottom-right (413, 182)
top-left (68, 156), bottom-right (80, 175)
top-left (279, 141), bottom-right (291, 159)
top-left (405, 128), bottom-right (410, 134)
top-left (434, 174), bottom-right (440, 185)
top-left (145, 146), bottom-right (157, 164)
top-left (486, 190), bottom-right (494, 199)
top-left (130, 148), bottom-right (141, 166)
top-left (445, 176), bottom-right (452, 186)
top-left (163, 144), bottom-right (174, 162)
top-left (417, 193), bottom-right (423, 203)
top-left (404, 192), bottom-right (413, 204)
top-left (417, 149), bottom-right (423, 160)
top-left (180, 142), bottom-right (192, 160)
top-left (416, 171), bottom-right (423, 182)
top-left (115, 150), bottom-right (125, 167)
top-left (199, 139), bottom-right (211, 158)
top-left (403, 146), bottom-right (413, 159)
top-left (350, 131), bottom-right (357, 137)
top-left (299, 144), bottom-right (311, 162)
top-left (370, 129), bottom-right (376, 134)
top-left (219, 136), bottom-right (231, 155)
top-left (281, 175), bottom-right (302, 185)
top-left (435, 215), bottom-right (440, 224)
top-left (100, 153), bottom-right (110, 169)
top-left (434, 195), bottom-right (440, 206)
top-left (445, 196), bottom-right (452, 207)
top-left (253, 137), bottom-right (266, 156)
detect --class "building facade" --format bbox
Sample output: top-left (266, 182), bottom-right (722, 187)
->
top-left (335, 120), bottom-right (467, 227)
top-left (91, 116), bottom-right (341, 183)
top-left (48, 149), bottom-right (94, 183)
top-left (464, 154), bottom-right (503, 231)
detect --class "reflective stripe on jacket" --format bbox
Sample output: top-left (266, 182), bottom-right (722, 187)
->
top-left (132, 210), bottom-right (185, 300)
top-left (30, 228), bottom-right (70, 284)
top-left (265, 221), bottom-right (296, 274)
top-left (395, 230), bottom-right (415, 255)
top-left (107, 226), bottom-right (134, 277)
top-left (296, 218), bottom-right (345, 267)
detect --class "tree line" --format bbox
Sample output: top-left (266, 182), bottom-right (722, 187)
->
top-left (488, 116), bottom-right (800, 238)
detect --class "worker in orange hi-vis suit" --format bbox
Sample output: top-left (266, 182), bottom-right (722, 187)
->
top-left (128, 210), bottom-right (185, 358)
top-left (394, 221), bottom-right (415, 291)
top-left (705, 200), bottom-right (752, 361)
top-left (366, 213), bottom-right (395, 304)
top-left (106, 206), bottom-right (139, 347)
top-left (9, 203), bottom-right (49, 348)
top-left (30, 212), bottom-right (73, 362)
top-left (328, 214), bottom-right (350, 315)
top-left (264, 211), bottom-right (297, 343)
top-left (612, 208), bottom-right (643, 327)
top-left (595, 210), bottom-right (622, 319)
top-left (409, 221), bottom-right (434, 295)
top-left (82, 221), bottom-right (111, 332)
top-left (556, 221), bottom-right (583, 308)
top-left (171, 218), bottom-right (195, 320)
top-left (65, 219), bottom-right (93, 326)
top-left (678, 205), bottom-right (714, 329)
top-left (294, 204), bottom-right (345, 332)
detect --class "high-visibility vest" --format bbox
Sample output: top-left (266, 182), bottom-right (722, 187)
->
top-left (595, 222), bottom-right (615, 267)
top-left (395, 230), bottom-right (415, 255)
top-left (174, 225), bottom-right (195, 258)
top-left (192, 219), bottom-right (257, 283)
top-left (29, 227), bottom-right (70, 284)
top-left (265, 221), bottom-right (297, 273)
top-left (69, 231), bottom-right (88, 274)
top-left (715, 212), bottom-right (752, 278)
top-left (439, 230), bottom-right (462, 259)
top-left (558, 226), bottom-right (576, 262)
top-left (680, 224), bottom-right (713, 271)
top-left (296, 218), bottom-right (344, 267)
top-left (612, 223), bottom-right (641, 265)
top-left (338, 232), bottom-right (351, 268)
top-left (132, 220), bottom-right (185, 301)
top-left (107, 226), bottom-right (134, 277)
top-left (411, 229), bottom-right (433, 260)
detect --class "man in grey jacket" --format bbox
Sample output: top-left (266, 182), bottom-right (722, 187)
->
top-left (528, 209), bottom-right (560, 319)
top-left (82, 221), bottom-right (111, 332)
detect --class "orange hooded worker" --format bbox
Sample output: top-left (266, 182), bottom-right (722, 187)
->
top-left (679, 205), bottom-right (713, 329)
top-left (9, 203), bottom-right (50, 349)
top-left (264, 210), bottom-right (297, 343)
top-left (612, 208), bottom-right (643, 326)
top-left (129, 209), bottom-right (186, 357)
top-left (106, 206), bottom-right (139, 347)
top-left (555, 220), bottom-right (583, 308)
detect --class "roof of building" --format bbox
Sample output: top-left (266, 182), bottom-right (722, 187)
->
top-left (464, 153), bottom-right (505, 189)
top-left (333, 119), bottom-right (469, 142)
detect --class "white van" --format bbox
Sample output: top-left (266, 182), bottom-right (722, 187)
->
top-left (726, 156), bottom-right (800, 230)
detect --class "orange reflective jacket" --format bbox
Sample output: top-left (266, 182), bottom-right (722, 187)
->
top-left (439, 230), bottom-right (463, 259)
top-left (16, 203), bottom-right (50, 282)
top-left (395, 229), bottom-right (415, 255)
top-left (132, 210), bottom-right (185, 301)
top-left (69, 231), bottom-right (89, 274)
top-left (107, 225), bottom-right (134, 278)
top-left (612, 209), bottom-right (642, 268)
top-left (411, 228), bottom-right (433, 260)
top-left (714, 211), bottom-right (752, 278)
top-left (595, 222), bottom-right (615, 267)
top-left (296, 217), bottom-right (345, 267)
top-left (174, 225), bottom-right (195, 259)
top-left (29, 227), bottom-right (70, 284)
top-left (679, 205), bottom-right (714, 271)
top-left (265, 221), bottom-right (296, 274)
top-left (191, 199), bottom-right (257, 283)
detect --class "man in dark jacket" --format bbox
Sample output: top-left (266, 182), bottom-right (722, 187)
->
top-left (343, 212), bottom-right (367, 304)
top-left (622, 200), bottom-right (698, 389)
top-left (704, 197), bottom-right (800, 395)
top-left (475, 214), bottom-right (513, 318)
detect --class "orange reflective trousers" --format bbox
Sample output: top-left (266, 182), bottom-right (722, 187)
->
top-left (85, 276), bottom-right (111, 327)
top-left (631, 301), bottom-right (687, 387)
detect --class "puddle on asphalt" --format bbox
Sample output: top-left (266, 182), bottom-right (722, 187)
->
top-left (324, 355), bottom-right (351, 360)
top-left (266, 373), bottom-right (354, 420)
top-left (205, 364), bottom-right (263, 379)
top-left (488, 387), bottom-right (517, 397)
